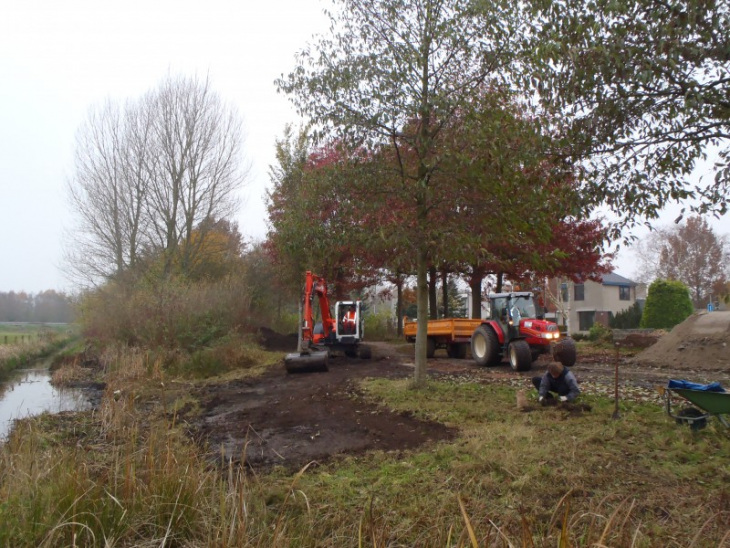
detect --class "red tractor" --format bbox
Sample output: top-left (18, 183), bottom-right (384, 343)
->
top-left (470, 291), bottom-right (576, 371)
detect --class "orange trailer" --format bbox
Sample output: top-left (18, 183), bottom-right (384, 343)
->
top-left (403, 317), bottom-right (483, 359)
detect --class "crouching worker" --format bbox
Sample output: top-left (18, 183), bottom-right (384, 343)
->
top-left (532, 362), bottom-right (580, 404)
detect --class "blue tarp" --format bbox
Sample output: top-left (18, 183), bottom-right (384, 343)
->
top-left (667, 379), bottom-right (726, 393)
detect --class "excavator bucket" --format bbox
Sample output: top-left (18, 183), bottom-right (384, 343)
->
top-left (284, 350), bottom-right (329, 373)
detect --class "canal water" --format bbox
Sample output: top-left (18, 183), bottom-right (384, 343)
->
top-left (0, 364), bottom-right (91, 441)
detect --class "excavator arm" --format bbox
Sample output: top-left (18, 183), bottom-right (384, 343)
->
top-left (301, 271), bottom-right (337, 345)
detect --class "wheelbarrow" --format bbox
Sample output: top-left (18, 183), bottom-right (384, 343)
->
top-left (659, 379), bottom-right (730, 430)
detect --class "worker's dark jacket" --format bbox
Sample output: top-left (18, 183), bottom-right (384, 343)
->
top-left (538, 368), bottom-right (580, 401)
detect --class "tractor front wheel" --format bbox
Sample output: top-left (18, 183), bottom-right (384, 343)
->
top-left (508, 340), bottom-right (532, 371)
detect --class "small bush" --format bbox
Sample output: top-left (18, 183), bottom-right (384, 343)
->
top-left (159, 334), bottom-right (270, 379)
top-left (364, 310), bottom-right (397, 341)
top-left (610, 301), bottom-right (643, 329)
top-left (640, 279), bottom-right (693, 329)
top-left (588, 322), bottom-right (613, 343)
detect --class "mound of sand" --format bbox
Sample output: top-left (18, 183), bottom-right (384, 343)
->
top-left (632, 311), bottom-right (730, 370)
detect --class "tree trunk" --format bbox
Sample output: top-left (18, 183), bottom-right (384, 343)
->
top-left (396, 275), bottom-right (404, 337)
top-left (441, 268), bottom-right (449, 318)
top-left (428, 265), bottom-right (438, 319)
top-left (414, 247), bottom-right (429, 387)
top-left (470, 266), bottom-right (484, 319)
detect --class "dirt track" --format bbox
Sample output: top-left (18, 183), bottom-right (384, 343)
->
top-left (187, 330), bottom-right (730, 472)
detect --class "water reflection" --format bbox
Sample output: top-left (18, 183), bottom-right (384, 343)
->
top-left (0, 368), bottom-right (91, 440)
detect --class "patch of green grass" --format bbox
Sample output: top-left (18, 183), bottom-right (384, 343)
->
top-left (307, 377), bottom-right (730, 544)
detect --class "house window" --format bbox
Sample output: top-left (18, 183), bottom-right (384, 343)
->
top-left (574, 284), bottom-right (585, 301)
top-left (560, 283), bottom-right (568, 302)
top-left (578, 311), bottom-right (595, 331)
top-left (619, 286), bottom-right (631, 301)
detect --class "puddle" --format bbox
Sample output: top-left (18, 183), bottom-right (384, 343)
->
top-left (0, 368), bottom-right (91, 441)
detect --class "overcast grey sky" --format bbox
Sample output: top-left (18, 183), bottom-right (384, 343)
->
top-left (0, 0), bottom-right (726, 294)
top-left (0, 0), bottom-right (327, 293)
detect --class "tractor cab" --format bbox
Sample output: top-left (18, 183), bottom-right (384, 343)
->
top-left (488, 292), bottom-right (539, 334)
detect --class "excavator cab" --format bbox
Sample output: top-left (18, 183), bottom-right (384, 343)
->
top-left (335, 301), bottom-right (364, 341)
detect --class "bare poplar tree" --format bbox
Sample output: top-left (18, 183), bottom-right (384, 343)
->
top-left (66, 99), bottom-right (151, 285)
top-left (65, 74), bottom-right (248, 286)
top-left (145, 74), bottom-right (247, 275)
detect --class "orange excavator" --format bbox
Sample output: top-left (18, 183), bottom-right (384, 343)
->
top-left (284, 271), bottom-right (371, 373)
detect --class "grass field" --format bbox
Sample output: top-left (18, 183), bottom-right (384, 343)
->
top-left (0, 322), bottom-right (74, 345)
top-left (1, 342), bottom-right (728, 547)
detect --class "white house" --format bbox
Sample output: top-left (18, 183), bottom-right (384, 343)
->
top-left (549, 272), bottom-right (646, 334)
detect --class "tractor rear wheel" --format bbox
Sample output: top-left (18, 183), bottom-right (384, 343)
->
top-left (447, 343), bottom-right (467, 359)
top-left (471, 325), bottom-right (500, 366)
top-left (508, 340), bottom-right (532, 371)
top-left (553, 337), bottom-right (577, 367)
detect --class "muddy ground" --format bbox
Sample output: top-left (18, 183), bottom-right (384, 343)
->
top-left (186, 323), bottom-right (730, 472)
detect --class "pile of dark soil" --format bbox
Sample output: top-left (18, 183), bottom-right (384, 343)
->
top-left (187, 352), bottom-right (456, 471)
top-left (622, 332), bottom-right (661, 348)
top-left (258, 326), bottom-right (298, 352)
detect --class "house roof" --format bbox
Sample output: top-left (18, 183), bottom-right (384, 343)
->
top-left (601, 272), bottom-right (637, 287)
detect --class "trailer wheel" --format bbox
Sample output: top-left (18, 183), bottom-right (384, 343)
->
top-left (426, 337), bottom-right (436, 359)
top-left (508, 340), bottom-right (532, 371)
top-left (447, 343), bottom-right (467, 359)
top-left (471, 325), bottom-right (500, 366)
top-left (554, 337), bottom-right (577, 367)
